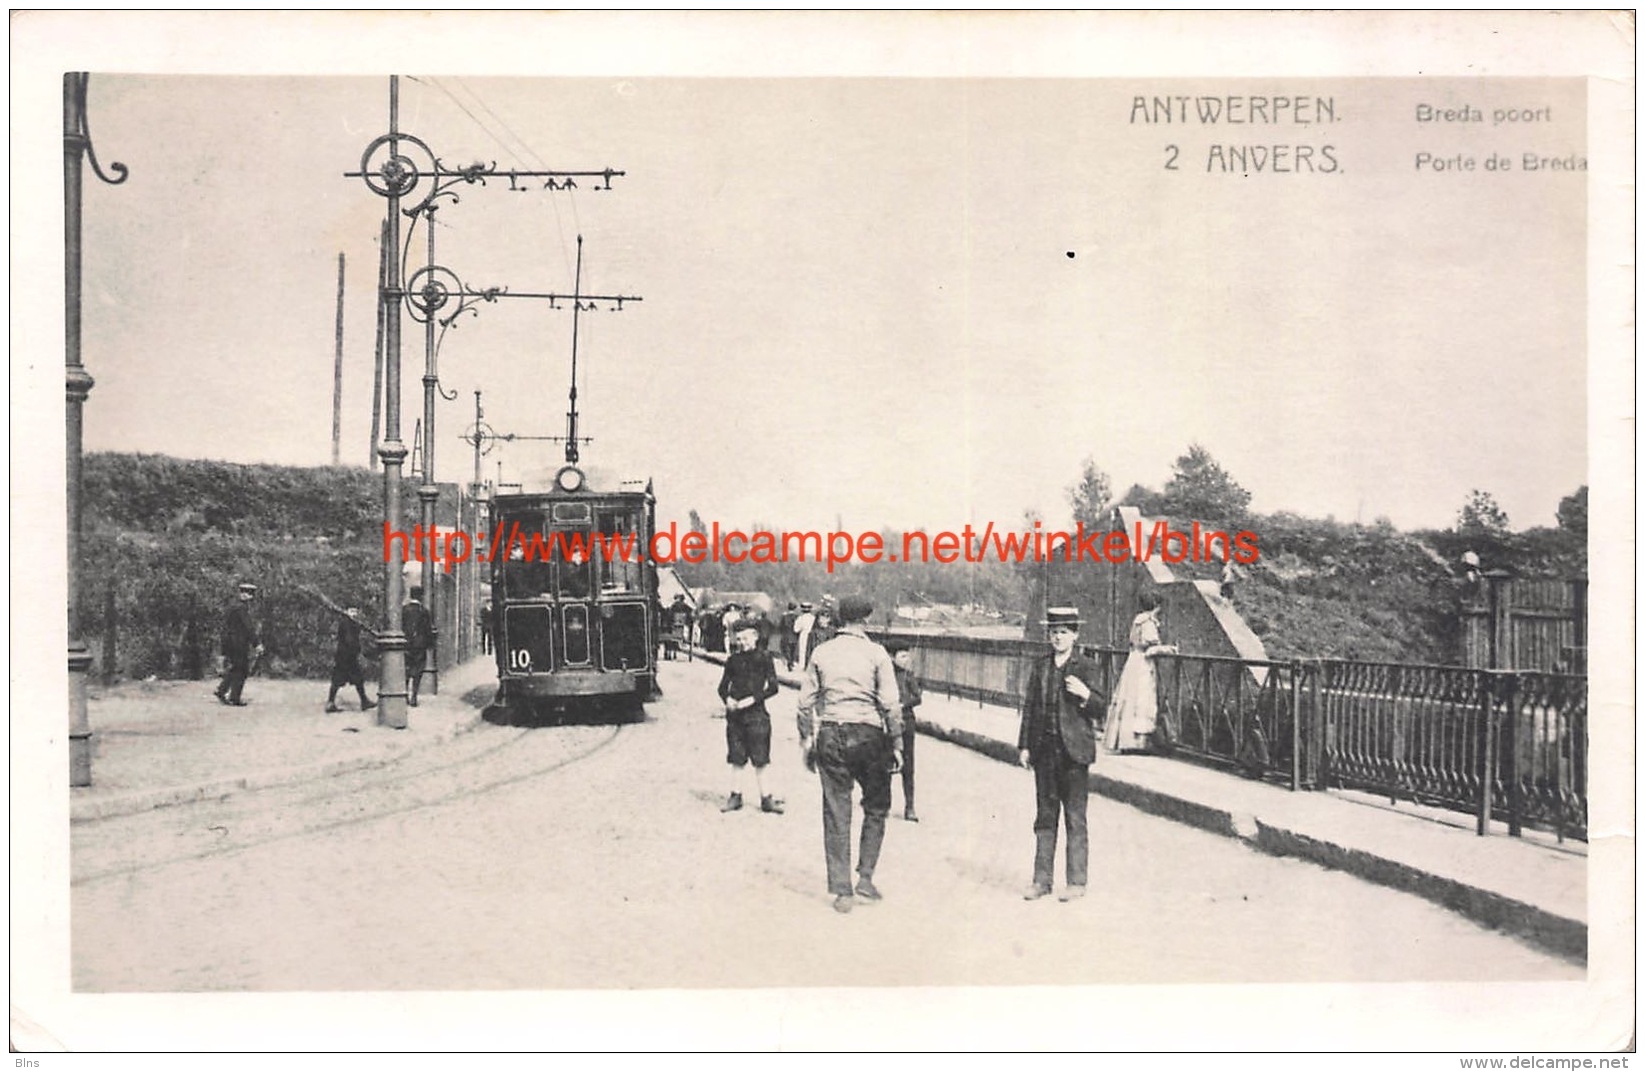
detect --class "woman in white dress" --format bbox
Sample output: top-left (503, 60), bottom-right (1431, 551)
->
top-left (1103, 590), bottom-right (1176, 753)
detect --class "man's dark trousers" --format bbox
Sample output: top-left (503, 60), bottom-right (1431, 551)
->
top-left (817, 722), bottom-right (892, 896)
top-left (218, 657), bottom-right (249, 703)
top-left (1032, 746), bottom-right (1090, 888)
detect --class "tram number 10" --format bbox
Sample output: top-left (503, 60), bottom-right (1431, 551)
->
top-left (509, 648), bottom-right (533, 672)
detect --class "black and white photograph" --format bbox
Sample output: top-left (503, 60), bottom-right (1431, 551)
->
top-left (10, 10), bottom-right (1634, 1055)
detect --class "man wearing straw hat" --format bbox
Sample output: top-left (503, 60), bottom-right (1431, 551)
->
top-left (1016, 606), bottom-right (1106, 902)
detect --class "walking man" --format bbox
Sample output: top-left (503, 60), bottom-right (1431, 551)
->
top-left (1017, 606), bottom-right (1106, 902)
top-left (403, 586), bottom-right (431, 707)
top-left (214, 581), bottom-right (263, 707)
top-left (325, 606), bottom-right (378, 713)
top-left (796, 595), bottom-right (903, 914)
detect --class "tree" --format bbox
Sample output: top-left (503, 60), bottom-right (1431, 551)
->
top-left (1116, 482), bottom-right (1166, 516)
top-left (1065, 458), bottom-right (1113, 529)
top-left (1161, 443), bottom-right (1252, 521)
top-left (1456, 489), bottom-right (1510, 538)
top-left (1556, 485), bottom-right (1587, 540)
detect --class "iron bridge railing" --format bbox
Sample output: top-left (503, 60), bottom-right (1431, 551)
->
top-left (874, 631), bottom-right (1587, 841)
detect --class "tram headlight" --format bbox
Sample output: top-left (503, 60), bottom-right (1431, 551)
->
top-left (555, 466), bottom-right (586, 493)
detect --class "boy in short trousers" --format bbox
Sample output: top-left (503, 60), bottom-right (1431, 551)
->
top-left (717, 621), bottom-right (783, 814)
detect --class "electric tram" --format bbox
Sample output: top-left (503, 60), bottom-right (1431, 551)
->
top-left (482, 236), bottom-right (655, 716)
top-left (489, 464), bottom-right (658, 713)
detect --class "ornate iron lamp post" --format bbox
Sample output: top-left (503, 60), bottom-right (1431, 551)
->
top-left (65, 72), bottom-right (126, 785)
top-left (352, 75), bottom-right (629, 722)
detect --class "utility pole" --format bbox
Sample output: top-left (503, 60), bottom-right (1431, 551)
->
top-left (351, 75), bottom-right (627, 724)
top-left (331, 252), bottom-right (345, 466)
top-left (64, 73), bottom-right (127, 786)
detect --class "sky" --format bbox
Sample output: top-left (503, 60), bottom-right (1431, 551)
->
top-left (65, 54), bottom-right (1590, 540)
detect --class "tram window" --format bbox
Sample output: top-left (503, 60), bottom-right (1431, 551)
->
top-left (553, 503), bottom-right (591, 523)
top-left (498, 512), bottom-right (553, 599)
top-left (597, 508), bottom-right (643, 593)
top-left (556, 528), bottom-right (594, 600)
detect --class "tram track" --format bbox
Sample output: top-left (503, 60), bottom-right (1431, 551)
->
top-left (70, 719), bottom-right (629, 887)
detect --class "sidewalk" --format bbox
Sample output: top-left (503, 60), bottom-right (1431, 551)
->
top-left (699, 643), bottom-right (1587, 965)
top-left (70, 657), bottom-right (498, 823)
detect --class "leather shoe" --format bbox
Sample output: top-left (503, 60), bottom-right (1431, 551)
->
top-left (720, 792), bottom-right (744, 813)
top-left (1022, 884), bottom-right (1053, 901)
top-left (324, 703), bottom-right (341, 713)
top-left (760, 795), bottom-right (784, 814)
top-left (361, 699), bottom-right (377, 711)
top-left (904, 807), bottom-right (919, 822)
top-left (227, 700), bottom-right (248, 707)
top-left (832, 894), bottom-right (854, 914)
top-left (854, 878), bottom-right (882, 902)
top-left (1059, 885), bottom-right (1087, 902)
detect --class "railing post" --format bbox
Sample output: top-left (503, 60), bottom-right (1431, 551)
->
top-left (1290, 660), bottom-right (1303, 791)
top-left (1504, 673), bottom-right (1522, 837)
top-left (1475, 669), bottom-right (1493, 836)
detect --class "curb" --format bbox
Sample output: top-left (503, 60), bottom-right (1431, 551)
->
top-left (1249, 821), bottom-right (1586, 965)
top-left (69, 706), bottom-right (489, 824)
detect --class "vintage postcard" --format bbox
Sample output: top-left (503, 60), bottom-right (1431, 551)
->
top-left (9, 10), bottom-right (1633, 1055)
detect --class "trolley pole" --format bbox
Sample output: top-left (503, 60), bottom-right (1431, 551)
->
top-left (64, 72), bottom-right (127, 786)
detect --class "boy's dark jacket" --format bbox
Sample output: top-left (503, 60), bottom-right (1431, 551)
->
top-left (718, 649), bottom-right (780, 712)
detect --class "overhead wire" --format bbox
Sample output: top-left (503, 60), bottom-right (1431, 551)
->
top-left (402, 76), bottom-right (605, 470)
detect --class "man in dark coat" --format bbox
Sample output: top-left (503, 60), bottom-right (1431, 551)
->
top-left (403, 586), bottom-right (431, 707)
top-left (1016, 606), bottom-right (1106, 902)
top-left (325, 607), bottom-right (378, 713)
top-left (214, 581), bottom-right (263, 706)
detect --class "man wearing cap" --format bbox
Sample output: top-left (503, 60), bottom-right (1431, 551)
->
top-left (214, 582), bottom-right (264, 707)
top-left (1016, 606), bottom-right (1107, 902)
top-left (796, 594), bottom-right (903, 914)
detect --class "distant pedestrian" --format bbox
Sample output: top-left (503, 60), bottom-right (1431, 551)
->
top-left (403, 586), bottom-right (432, 707)
top-left (1220, 561), bottom-right (1241, 601)
top-left (753, 608), bottom-right (775, 653)
top-left (721, 603), bottom-right (741, 654)
top-left (479, 599), bottom-right (494, 655)
top-left (663, 594), bottom-right (693, 660)
top-left (793, 602), bottom-right (816, 668)
top-left (699, 607), bottom-right (723, 654)
top-left (779, 602), bottom-right (799, 669)
top-left (325, 607), bottom-right (378, 713)
top-left (797, 595), bottom-right (903, 913)
top-left (717, 621), bottom-right (784, 815)
top-left (1017, 606), bottom-right (1106, 902)
top-left (886, 641), bottom-right (923, 822)
top-left (806, 608), bottom-right (837, 668)
top-left (1103, 589), bottom-right (1176, 754)
top-left (214, 581), bottom-right (263, 707)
